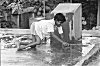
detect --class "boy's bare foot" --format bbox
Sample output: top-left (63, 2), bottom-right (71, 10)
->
top-left (17, 45), bottom-right (26, 51)
top-left (30, 45), bottom-right (36, 48)
top-left (17, 48), bottom-right (24, 51)
top-left (17, 45), bottom-right (36, 51)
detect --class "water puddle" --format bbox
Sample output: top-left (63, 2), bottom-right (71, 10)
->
top-left (1, 34), bottom-right (82, 66)
top-left (1, 44), bottom-right (82, 66)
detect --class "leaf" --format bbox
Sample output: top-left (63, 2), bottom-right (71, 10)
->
top-left (12, 6), bottom-right (18, 14)
top-left (7, 2), bottom-right (16, 9)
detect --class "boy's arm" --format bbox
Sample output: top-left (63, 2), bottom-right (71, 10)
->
top-left (50, 32), bottom-right (68, 45)
top-left (60, 33), bottom-right (64, 39)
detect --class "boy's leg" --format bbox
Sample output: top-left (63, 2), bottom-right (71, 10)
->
top-left (16, 40), bottom-right (24, 51)
top-left (17, 35), bottom-right (41, 50)
top-left (30, 35), bottom-right (36, 48)
top-left (19, 35), bottom-right (36, 47)
top-left (28, 35), bottom-right (41, 48)
top-left (16, 35), bottom-right (34, 51)
top-left (17, 41), bottom-right (29, 51)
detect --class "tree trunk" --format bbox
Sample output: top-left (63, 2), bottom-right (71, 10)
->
top-left (97, 0), bottom-right (100, 26)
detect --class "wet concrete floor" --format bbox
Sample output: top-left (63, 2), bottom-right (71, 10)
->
top-left (1, 41), bottom-right (82, 66)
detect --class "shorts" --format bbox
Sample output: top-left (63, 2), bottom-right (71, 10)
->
top-left (30, 22), bottom-right (43, 40)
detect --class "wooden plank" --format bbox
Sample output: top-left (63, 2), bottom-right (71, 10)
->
top-left (0, 28), bottom-right (31, 34)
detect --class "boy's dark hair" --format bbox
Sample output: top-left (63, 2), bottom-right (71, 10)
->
top-left (54, 13), bottom-right (66, 23)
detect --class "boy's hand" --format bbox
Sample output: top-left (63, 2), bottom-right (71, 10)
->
top-left (62, 42), bottom-right (69, 46)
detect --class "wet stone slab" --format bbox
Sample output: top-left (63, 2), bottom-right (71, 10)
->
top-left (0, 33), bottom-right (82, 66)
top-left (1, 41), bottom-right (82, 66)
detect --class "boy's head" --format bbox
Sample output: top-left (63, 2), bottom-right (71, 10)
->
top-left (54, 13), bottom-right (66, 27)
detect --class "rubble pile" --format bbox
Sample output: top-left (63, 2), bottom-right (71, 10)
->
top-left (0, 34), bottom-right (32, 49)
top-left (82, 49), bottom-right (100, 66)
top-left (82, 37), bottom-right (100, 66)
top-left (73, 29), bottom-right (100, 66)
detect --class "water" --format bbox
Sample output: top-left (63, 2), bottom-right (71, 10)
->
top-left (1, 48), bottom-right (51, 66)
top-left (1, 38), bottom-right (82, 66)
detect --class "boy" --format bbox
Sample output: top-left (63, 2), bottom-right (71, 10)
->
top-left (17, 13), bottom-right (69, 51)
